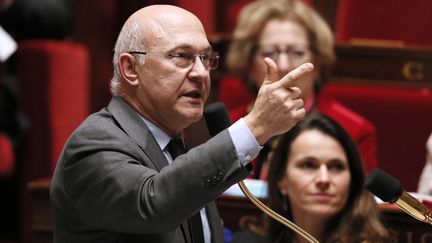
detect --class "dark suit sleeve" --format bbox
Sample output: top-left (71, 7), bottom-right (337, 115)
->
top-left (51, 119), bottom-right (250, 235)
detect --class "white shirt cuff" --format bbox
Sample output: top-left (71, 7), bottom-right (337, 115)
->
top-left (228, 118), bottom-right (262, 166)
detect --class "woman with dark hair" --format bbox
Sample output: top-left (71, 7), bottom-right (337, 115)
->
top-left (233, 112), bottom-right (393, 243)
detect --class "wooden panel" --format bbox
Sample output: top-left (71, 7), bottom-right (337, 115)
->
top-left (332, 43), bottom-right (432, 87)
top-left (27, 178), bottom-right (52, 243)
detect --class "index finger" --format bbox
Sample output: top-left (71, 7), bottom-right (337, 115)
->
top-left (279, 63), bottom-right (314, 89)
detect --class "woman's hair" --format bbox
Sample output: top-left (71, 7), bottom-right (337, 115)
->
top-left (263, 112), bottom-right (392, 242)
top-left (226, 0), bottom-right (335, 91)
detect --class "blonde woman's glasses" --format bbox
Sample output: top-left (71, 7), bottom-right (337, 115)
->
top-left (256, 45), bottom-right (312, 66)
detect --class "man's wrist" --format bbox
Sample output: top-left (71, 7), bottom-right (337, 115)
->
top-left (243, 115), bottom-right (268, 146)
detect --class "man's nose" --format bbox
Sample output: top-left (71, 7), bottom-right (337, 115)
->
top-left (189, 56), bottom-right (208, 78)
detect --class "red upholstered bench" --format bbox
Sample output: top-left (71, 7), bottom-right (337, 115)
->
top-left (0, 133), bottom-right (14, 177)
top-left (17, 39), bottom-right (89, 180)
top-left (335, 0), bottom-right (432, 46)
top-left (322, 83), bottom-right (432, 191)
top-left (16, 39), bottom-right (90, 242)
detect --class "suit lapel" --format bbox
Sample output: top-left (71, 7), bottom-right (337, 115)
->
top-left (107, 96), bottom-right (168, 171)
top-left (181, 220), bottom-right (192, 243)
top-left (108, 97), bottom-right (219, 243)
top-left (205, 202), bottom-right (224, 243)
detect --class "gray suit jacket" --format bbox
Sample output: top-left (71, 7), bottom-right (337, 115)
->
top-left (50, 96), bottom-right (251, 243)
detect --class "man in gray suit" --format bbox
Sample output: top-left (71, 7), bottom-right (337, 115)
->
top-left (50, 4), bottom-right (313, 243)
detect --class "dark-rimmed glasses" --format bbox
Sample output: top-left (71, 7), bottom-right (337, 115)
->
top-left (129, 51), bottom-right (220, 70)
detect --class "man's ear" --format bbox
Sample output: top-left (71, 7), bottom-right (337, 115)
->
top-left (119, 53), bottom-right (139, 86)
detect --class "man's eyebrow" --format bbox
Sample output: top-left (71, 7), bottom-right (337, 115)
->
top-left (168, 44), bottom-right (213, 52)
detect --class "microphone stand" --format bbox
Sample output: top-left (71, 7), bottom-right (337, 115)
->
top-left (395, 191), bottom-right (432, 225)
top-left (365, 169), bottom-right (432, 226)
top-left (238, 181), bottom-right (319, 243)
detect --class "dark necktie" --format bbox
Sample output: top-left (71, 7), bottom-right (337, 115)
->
top-left (167, 138), bottom-right (204, 243)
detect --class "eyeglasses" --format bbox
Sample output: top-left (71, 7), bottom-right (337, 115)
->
top-left (129, 51), bottom-right (220, 70)
top-left (255, 45), bottom-right (312, 66)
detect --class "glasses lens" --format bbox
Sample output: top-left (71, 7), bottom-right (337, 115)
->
top-left (288, 48), bottom-right (310, 63)
top-left (259, 51), bottom-right (278, 61)
top-left (208, 52), bottom-right (219, 69)
top-left (168, 52), bottom-right (192, 68)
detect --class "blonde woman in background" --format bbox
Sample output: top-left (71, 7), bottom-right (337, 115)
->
top-left (219, 0), bottom-right (378, 178)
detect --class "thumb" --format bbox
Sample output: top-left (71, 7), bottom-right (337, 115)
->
top-left (261, 57), bottom-right (279, 86)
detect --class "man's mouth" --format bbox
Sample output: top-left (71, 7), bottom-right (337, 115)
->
top-left (183, 90), bottom-right (202, 99)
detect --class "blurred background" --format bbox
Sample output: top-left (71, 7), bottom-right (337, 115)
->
top-left (0, 0), bottom-right (431, 242)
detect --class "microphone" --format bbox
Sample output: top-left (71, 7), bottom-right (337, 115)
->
top-left (203, 102), bottom-right (319, 243)
top-left (364, 168), bottom-right (432, 225)
top-left (203, 102), bottom-right (232, 136)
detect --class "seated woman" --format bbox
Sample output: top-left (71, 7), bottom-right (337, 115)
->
top-left (220, 0), bottom-right (378, 177)
top-left (232, 112), bottom-right (394, 243)
top-left (418, 132), bottom-right (432, 195)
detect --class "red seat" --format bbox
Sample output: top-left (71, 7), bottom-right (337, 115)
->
top-left (335, 0), bottom-right (432, 46)
top-left (221, 0), bottom-right (314, 33)
top-left (0, 133), bottom-right (14, 177)
top-left (17, 40), bottom-right (89, 178)
top-left (16, 39), bottom-right (90, 242)
top-left (217, 76), bottom-right (254, 112)
top-left (323, 83), bottom-right (432, 191)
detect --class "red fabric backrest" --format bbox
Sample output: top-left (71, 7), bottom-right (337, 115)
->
top-left (0, 133), bottom-right (14, 177)
top-left (223, 0), bottom-right (314, 33)
top-left (217, 76), bottom-right (254, 110)
top-left (323, 83), bottom-right (432, 191)
top-left (16, 38), bottom-right (89, 243)
top-left (335, 0), bottom-right (432, 46)
top-left (17, 40), bottom-right (89, 179)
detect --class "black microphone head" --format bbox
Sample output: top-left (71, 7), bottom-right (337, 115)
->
top-left (204, 102), bottom-right (232, 136)
top-left (364, 169), bottom-right (403, 203)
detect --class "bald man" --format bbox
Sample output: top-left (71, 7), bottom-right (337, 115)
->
top-left (50, 4), bottom-right (313, 243)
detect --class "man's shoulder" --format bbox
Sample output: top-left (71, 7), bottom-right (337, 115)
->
top-left (65, 107), bottom-right (131, 149)
top-left (76, 107), bottom-right (115, 133)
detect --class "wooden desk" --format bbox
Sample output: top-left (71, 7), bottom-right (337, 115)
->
top-left (29, 178), bottom-right (432, 243)
top-left (216, 194), bottom-right (432, 243)
top-left (27, 178), bottom-right (52, 243)
top-left (331, 43), bottom-right (432, 87)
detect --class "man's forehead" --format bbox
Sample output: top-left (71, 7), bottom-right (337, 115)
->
top-left (144, 17), bottom-right (210, 51)
top-left (139, 5), bottom-right (203, 29)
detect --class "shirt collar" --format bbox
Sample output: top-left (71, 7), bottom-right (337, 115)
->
top-left (140, 116), bottom-right (171, 151)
